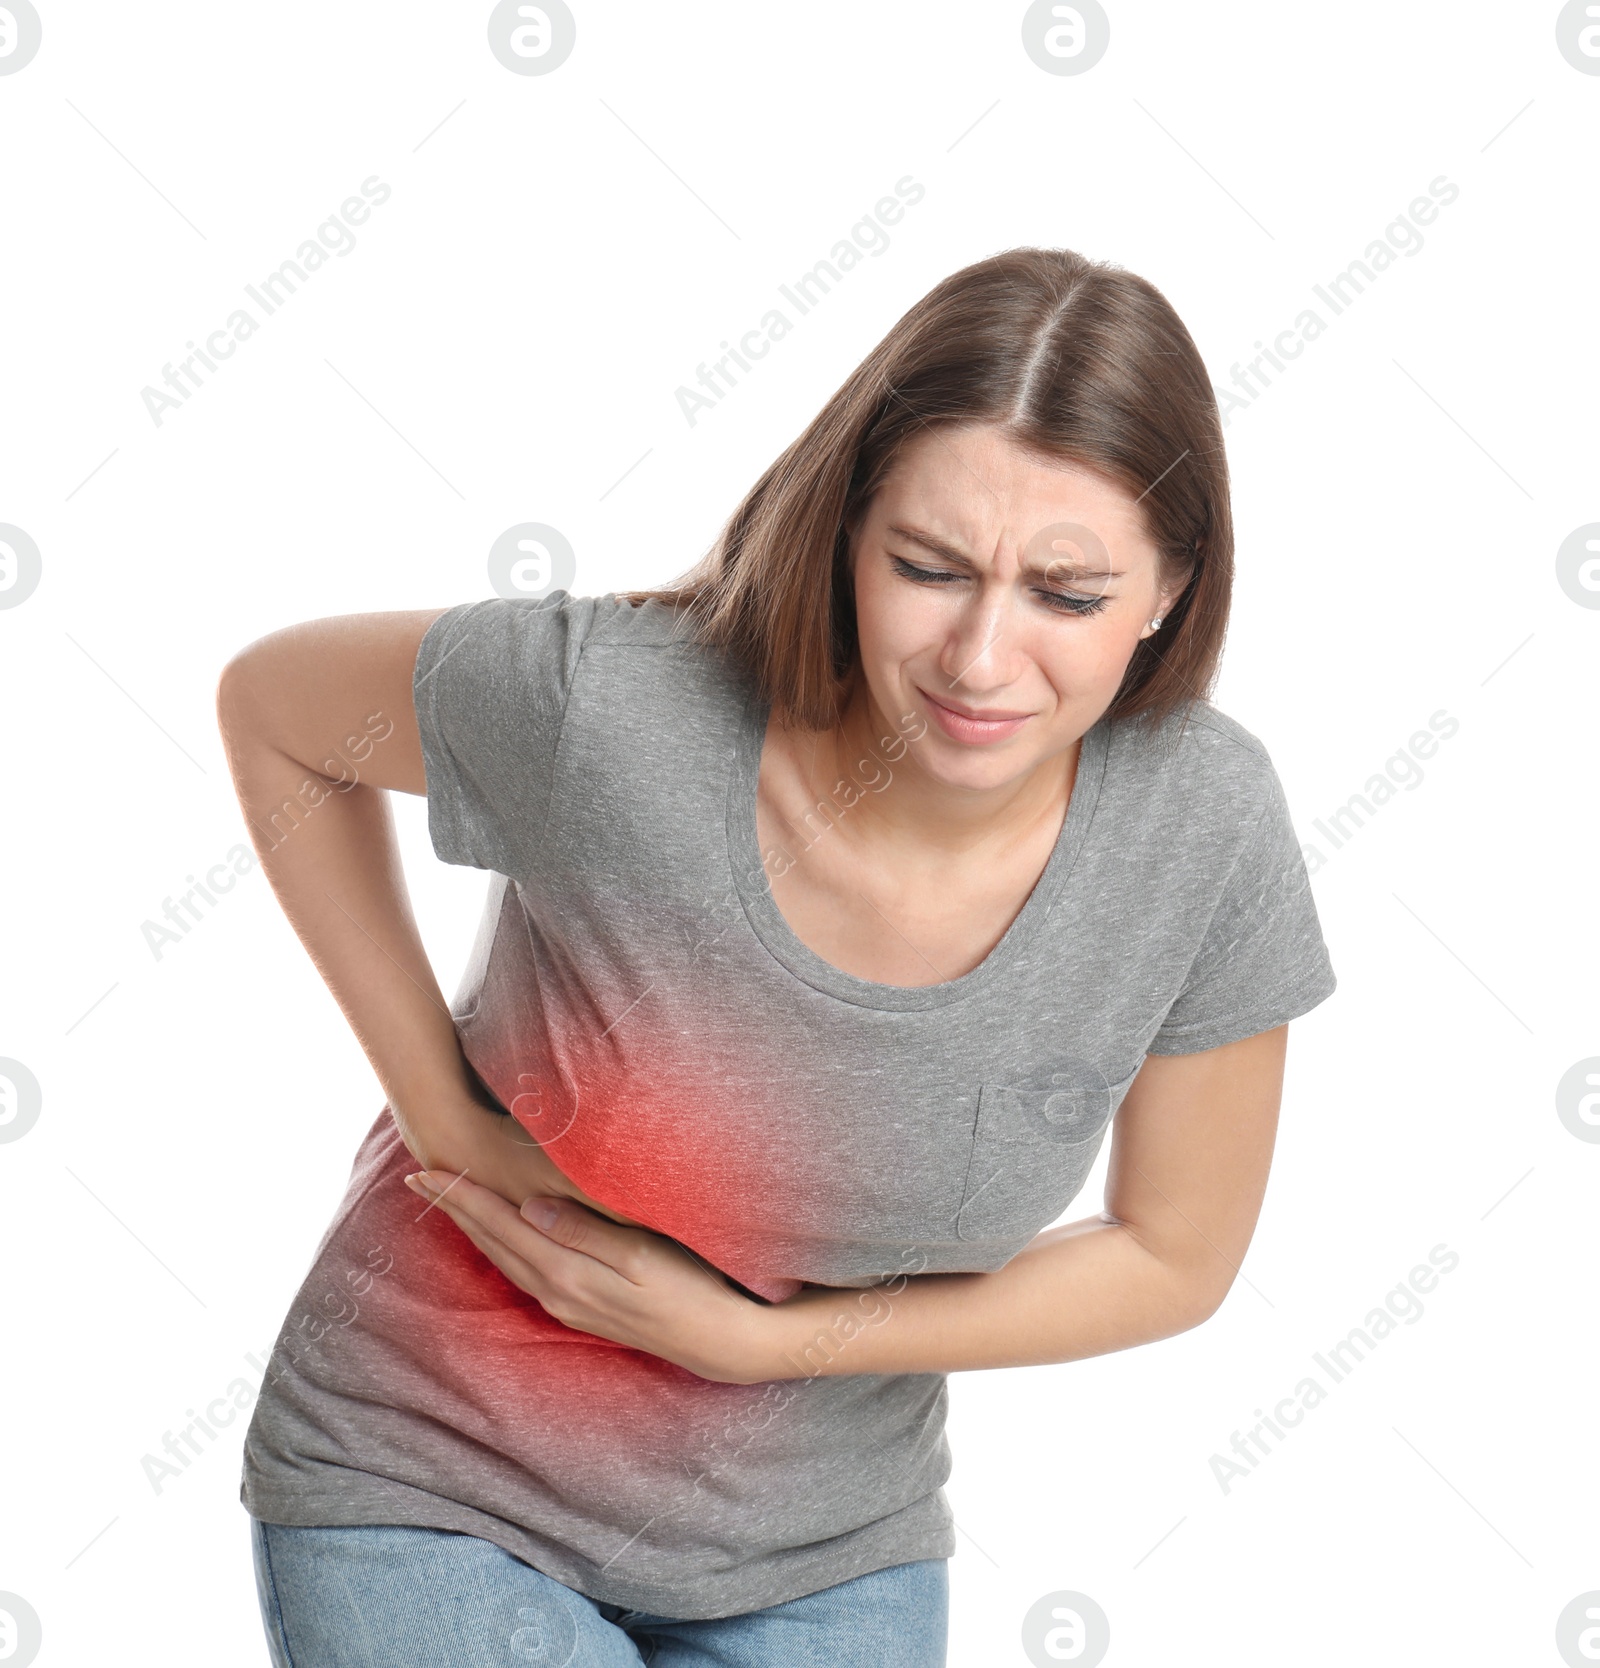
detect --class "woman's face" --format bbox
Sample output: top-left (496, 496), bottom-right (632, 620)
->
top-left (849, 421), bottom-right (1185, 796)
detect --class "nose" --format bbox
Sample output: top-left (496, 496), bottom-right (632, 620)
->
top-left (937, 577), bottom-right (1023, 696)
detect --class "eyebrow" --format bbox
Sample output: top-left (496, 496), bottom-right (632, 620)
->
top-left (886, 523), bottom-right (1125, 580)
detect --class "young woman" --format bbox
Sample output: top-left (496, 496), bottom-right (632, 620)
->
top-left (219, 246), bottom-right (1336, 1667)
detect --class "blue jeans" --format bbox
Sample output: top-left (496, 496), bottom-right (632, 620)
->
top-left (251, 1520), bottom-right (949, 1667)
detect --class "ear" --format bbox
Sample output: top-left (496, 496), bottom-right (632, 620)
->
top-left (1136, 584), bottom-right (1182, 641)
top-left (1144, 554), bottom-right (1197, 635)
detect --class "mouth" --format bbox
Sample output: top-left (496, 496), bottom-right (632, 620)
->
top-left (916, 686), bottom-right (1034, 746)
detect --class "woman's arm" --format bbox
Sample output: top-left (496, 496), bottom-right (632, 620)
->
top-left (762, 1024), bottom-right (1288, 1379)
top-left (405, 1023), bottom-right (1290, 1383)
top-left (214, 611), bottom-right (640, 1222)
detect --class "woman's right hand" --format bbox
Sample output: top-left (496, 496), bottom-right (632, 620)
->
top-left (392, 1090), bottom-right (646, 1230)
top-left (217, 611), bottom-right (652, 1235)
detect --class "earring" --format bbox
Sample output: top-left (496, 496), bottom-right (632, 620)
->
top-left (1149, 616), bottom-right (1164, 631)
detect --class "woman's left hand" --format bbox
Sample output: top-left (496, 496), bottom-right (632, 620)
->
top-left (405, 1170), bottom-right (779, 1384)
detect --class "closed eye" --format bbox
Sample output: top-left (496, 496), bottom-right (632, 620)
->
top-left (888, 554), bottom-right (1110, 617)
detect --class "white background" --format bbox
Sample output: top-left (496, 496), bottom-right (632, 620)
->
top-left (1, 3), bottom-right (1596, 1664)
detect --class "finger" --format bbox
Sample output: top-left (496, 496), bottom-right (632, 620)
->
top-left (421, 1173), bottom-right (658, 1288)
top-left (407, 1170), bottom-right (559, 1258)
top-left (409, 1174), bottom-right (626, 1316)
top-left (427, 1193), bottom-right (552, 1296)
top-left (513, 1194), bottom-right (671, 1284)
top-left (510, 1190), bottom-right (754, 1312)
top-left (406, 1169), bottom-right (497, 1223)
top-left (412, 1171), bottom-right (613, 1260)
top-left (419, 1175), bottom-right (604, 1269)
top-left (424, 1192), bottom-right (640, 1347)
top-left (405, 1174), bottom-right (548, 1278)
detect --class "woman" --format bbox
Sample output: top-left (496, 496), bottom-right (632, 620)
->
top-left (219, 245), bottom-right (1336, 1666)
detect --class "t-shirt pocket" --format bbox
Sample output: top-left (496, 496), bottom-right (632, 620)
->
top-left (955, 1059), bottom-right (1142, 1242)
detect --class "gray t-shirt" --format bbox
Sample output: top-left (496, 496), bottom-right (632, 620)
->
top-left (241, 591), bottom-right (1337, 1619)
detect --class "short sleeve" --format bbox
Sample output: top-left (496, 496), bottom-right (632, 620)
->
top-left (1147, 767), bottom-right (1337, 1055)
top-left (412, 591), bottom-right (604, 876)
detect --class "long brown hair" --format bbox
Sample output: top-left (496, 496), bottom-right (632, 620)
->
top-left (629, 246), bottom-right (1232, 732)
